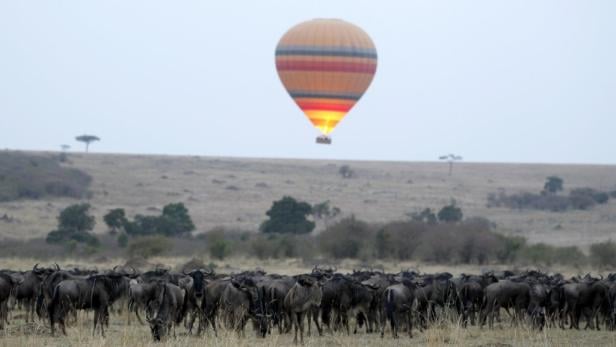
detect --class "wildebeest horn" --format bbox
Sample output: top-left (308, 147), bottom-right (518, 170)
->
top-left (33, 263), bottom-right (39, 271)
top-left (54, 263), bottom-right (60, 271)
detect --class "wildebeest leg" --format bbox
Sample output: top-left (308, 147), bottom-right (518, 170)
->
top-left (390, 311), bottom-right (398, 338)
top-left (380, 308), bottom-right (387, 338)
top-left (407, 310), bottom-right (413, 338)
top-left (312, 306), bottom-right (323, 336)
top-left (93, 309), bottom-right (99, 336)
top-left (299, 312), bottom-right (305, 344)
top-left (292, 312), bottom-right (299, 344)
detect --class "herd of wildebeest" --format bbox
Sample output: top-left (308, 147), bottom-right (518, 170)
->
top-left (1, 264), bottom-right (616, 343)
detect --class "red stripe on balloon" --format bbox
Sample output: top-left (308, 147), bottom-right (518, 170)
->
top-left (296, 102), bottom-right (354, 112)
top-left (277, 60), bottom-right (376, 74)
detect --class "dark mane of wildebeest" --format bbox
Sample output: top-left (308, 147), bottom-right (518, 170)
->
top-left (147, 281), bottom-right (187, 341)
top-left (284, 274), bottom-right (323, 344)
top-left (47, 269), bottom-right (132, 337)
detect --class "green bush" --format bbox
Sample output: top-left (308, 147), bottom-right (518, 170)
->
top-left (124, 202), bottom-right (195, 237)
top-left (117, 233), bottom-right (129, 248)
top-left (127, 236), bottom-right (173, 258)
top-left (590, 241), bottom-right (616, 268)
top-left (209, 239), bottom-right (232, 260)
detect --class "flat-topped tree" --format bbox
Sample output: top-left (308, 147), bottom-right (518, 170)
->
top-left (439, 154), bottom-right (463, 176)
top-left (75, 135), bottom-right (100, 153)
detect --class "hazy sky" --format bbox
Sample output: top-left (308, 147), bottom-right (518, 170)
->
top-left (1, 1), bottom-right (614, 164)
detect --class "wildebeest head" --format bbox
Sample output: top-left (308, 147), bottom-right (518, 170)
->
top-left (149, 316), bottom-right (166, 341)
top-left (183, 268), bottom-right (213, 298)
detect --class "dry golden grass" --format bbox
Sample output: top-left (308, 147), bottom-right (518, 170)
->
top-left (0, 151), bottom-right (614, 248)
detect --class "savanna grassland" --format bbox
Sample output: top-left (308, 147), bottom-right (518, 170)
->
top-left (1, 151), bottom-right (616, 346)
top-left (1, 151), bottom-right (615, 248)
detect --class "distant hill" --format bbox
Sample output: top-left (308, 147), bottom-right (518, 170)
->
top-left (0, 151), bottom-right (91, 202)
top-left (0, 150), bottom-right (614, 248)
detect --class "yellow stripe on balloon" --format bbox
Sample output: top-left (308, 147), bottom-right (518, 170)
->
top-left (304, 110), bottom-right (346, 135)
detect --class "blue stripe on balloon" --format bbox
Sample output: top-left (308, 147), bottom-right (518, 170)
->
top-left (276, 45), bottom-right (377, 59)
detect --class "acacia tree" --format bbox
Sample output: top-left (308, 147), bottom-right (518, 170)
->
top-left (439, 154), bottom-right (463, 176)
top-left (75, 134), bottom-right (100, 153)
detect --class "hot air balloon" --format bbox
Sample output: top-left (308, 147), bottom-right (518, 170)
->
top-left (275, 19), bottom-right (378, 144)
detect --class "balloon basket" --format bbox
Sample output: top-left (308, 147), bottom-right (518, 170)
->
top-left (316, 135), bottom-right (332, 145)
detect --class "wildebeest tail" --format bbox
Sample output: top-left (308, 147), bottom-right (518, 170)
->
top-left (177, 287), bottom-right (189, 325)
top-left (385, 288), bottom-right (395, 323)
top-left (47, 286), bottom-right (61, 326)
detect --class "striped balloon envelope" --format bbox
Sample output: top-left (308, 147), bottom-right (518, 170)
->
top-left (275, 19), bottom-right (377, 143)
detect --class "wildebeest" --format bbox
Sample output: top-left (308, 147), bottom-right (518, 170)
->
top-left (220, 277), bottom-right (268, 337)
top-left (147, 281), bottom-right (187, 341)
top-left (380, 279), bottom-right (417, 338)
top-left (480, 279), bottom-right (531, 328)
top-left (48, 270), bottom-right (130, 336)
top-left (0, 272), bottom-right (22, 330)
top-left (284, 274), bottom-right (323, 344)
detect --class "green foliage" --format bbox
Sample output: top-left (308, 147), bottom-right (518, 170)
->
top-left (312, 201), bottom-right (341, 220)
top-left (161, 203), bottom-right (195, 235)
top-left (104, 208), bottom-right (127, 234)
top-left (543, 176), bottom-right (564, 194)
top-left (408, 208), bottom-right (438, 224)
top-left (58, 203), bottom-right (95, 231)
top-left (46, 203), bottom-right (99, 246)
top-left (260, 196), bottom-right (315, 234)
top-left (437, 203), bottom-right (463, 223)
top-left (127, 236), bottom-right (173, 258)
top-left (124, 203), bottom-right (195, 237)
top-left (318, 217), bottom-right (371, 259)
top-left (590, 241), bottom-right (616, 268)
top-left (0, 152), bottom-right (91, 201)
top-left (117, 233), bottom-right (129, 248)
top-left (209, 239), bottom-right (232, 260)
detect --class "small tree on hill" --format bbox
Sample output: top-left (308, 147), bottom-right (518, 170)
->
top-left (543, 176), bottom-right (563, 195)
top-left (437, 202), bottom-right (463, 223)
top-left (75, 134), bottom-right (100, 153)
top-left (260, 196), bottom-right (315, 234)
top-left (104, 208), bottom-right (128, 234)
